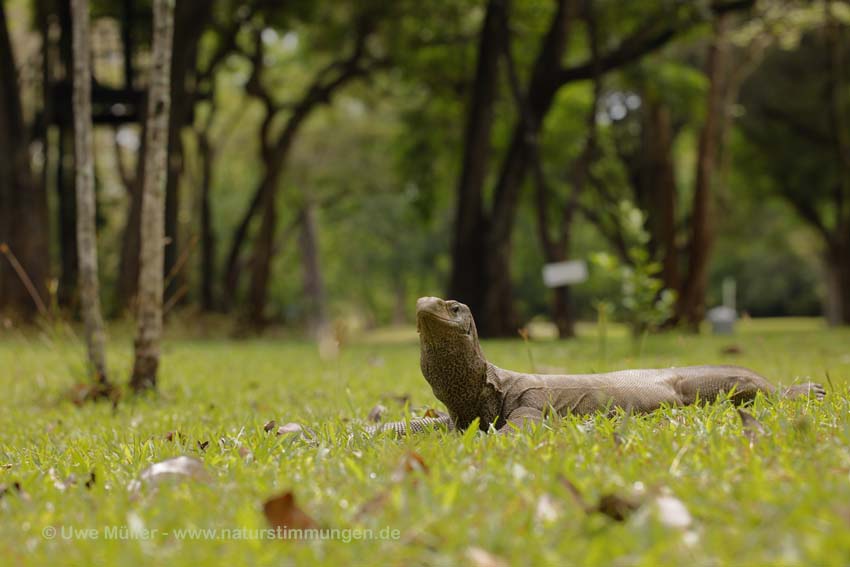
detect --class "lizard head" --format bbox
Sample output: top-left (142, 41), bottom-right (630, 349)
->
top-left (416, 297), bottom-right (488, 417)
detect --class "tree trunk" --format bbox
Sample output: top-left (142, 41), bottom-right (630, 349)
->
top-left (72, 0), bottom-right (110, 386)
top-left (675, 12), bottom-right (730, 329)
top-left (447, 0), bottom-right (503, 328)
top-left (115, 126), bottom-right (145, 314)
top-left (163, 2), bottom-right (209, 303)
top-left (234, 24), bottom-right (373, 323)
top-left (644, 99), bottom-right (680, 292)
top-left (823, 243), bottom-right (849, 326)
top-left (55, 0), bottom-right (78, 308)
top-left (57, 127), bottom-right (79, 307)
top-left (826, 0), bottom-right (850, 325)
top-left (0, 1), bottom-right (50, 319)
top-left (131, 0), bottom-right (173, 392)
top-left (248, 180), bottom-right (277, 327)
top-left (297, 202), bottom-right (329, 337)
top-left (449, 0), bottom-right (573, 337)
top-left (198, 126), bottom-right (216, 311)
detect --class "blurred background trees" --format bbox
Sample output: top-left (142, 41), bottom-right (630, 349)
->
top-left (0, 0), bottom-right (847, 337)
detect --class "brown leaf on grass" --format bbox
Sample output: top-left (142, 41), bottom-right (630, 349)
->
top-left (1, 464), bottom-right (12, 470)
top-left (128, 456), bottom-right (211, 494)
top-left (197, 440), bottom-right (210, 452)
top-left (354, 490), bottom-right (391, 520)
top-left (263, 491), bottom-right (319, 534)
top-left (238, 445), bottom-right (253, 460)
top-left (721, 344), bottom-right (743, 355)
top-left (391, 451), bottom-right (430, 482)
top-left (0, 481), bottom-right (29, 501)
top-left (466, 547), bottom-right (509, 567)
top-left (367, 405), bottom-right (387, 423)
top-left (263, 420), bottom-right (277, 433)
top-left (84, 472), bottom-right (96, 490)
top-left (559, 476), bottom-right (638, 521)
top-left (67, 382), bottom-right (120, 406)
top-left (164, 431), bottom-right (186, 443)
top-left (737, 409), bottom-right (765, 447)
top-left (423, 408), bottom-right (441, 418)
top-left (597, 493), bottom-right (639, 522)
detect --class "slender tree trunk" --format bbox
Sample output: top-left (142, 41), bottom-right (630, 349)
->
top-left (131, 0), bottom-right (173, 392)
top-left (56, 0), bottom-right (78, 308)
top-left (248, 180), bottom-right (277, 327)
top-left (632, 97), bottom-right (680, 290)
top-left (57, 127), bottom-right (79, 307)
top-left (72, 0), bottom-right (110, 386)
top-left (0, 1), bottom-right (50, 319)
top-left (198, 126), bottom-right (216, 311)
top-left (676, 12), bottom-right (730, 329)
top-left (297, 202), bottom-right (329, 337)
top-left (826, 0), bottom-right (850, 325)
top-left (163, 2), bottom-right (209, 303)
top-left (825, 239), bottom-right (850, 325)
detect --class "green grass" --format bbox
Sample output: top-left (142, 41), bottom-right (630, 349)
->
top-left (1, 318), bottom-right (850, 565)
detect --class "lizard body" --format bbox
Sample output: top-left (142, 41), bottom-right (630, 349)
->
top-left (368, 297), bottom-right (824, 435)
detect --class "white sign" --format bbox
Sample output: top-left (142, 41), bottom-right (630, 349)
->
top-left (542, 260), bottom-right (588, 288)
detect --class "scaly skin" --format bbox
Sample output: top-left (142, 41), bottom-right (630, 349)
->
top-left (368, 297), bottom-right (825, 435)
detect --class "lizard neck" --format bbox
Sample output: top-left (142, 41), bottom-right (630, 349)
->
top-left (419, 333), bottom-right (502, 430)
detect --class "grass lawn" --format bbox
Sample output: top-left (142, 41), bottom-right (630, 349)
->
top-left (1, 318), bottom-right (849, 565)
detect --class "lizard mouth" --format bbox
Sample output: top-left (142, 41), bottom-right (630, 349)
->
top-left (417, 311), bottom-right (461, 327)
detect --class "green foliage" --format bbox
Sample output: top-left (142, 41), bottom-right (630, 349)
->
top-left (591, 201), bottom-right (676, 337)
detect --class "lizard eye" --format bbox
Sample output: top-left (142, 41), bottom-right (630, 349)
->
top-left (450, 304), bottom-right (460, 314)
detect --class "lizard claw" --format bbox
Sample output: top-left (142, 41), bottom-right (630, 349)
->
top-left (782, 382), bottom-right (826, 401)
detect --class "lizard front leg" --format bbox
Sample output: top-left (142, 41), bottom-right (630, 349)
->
top-left (497, 406), bottom-right (544, 434)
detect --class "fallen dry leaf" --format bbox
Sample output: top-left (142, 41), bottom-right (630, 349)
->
top-left (354, 490), bottom-right (391, 519)
top-left (560, 476), bottom-right (639, 521)
top-left (128, 456), bottom-right (211, 494)
top-left (466, 546), bottom-right (509, 567)
top-left (391, 451), bottom-right (430, 482)
top-left (164, 431), bottom-right (185, 443)
top-left (721, 344), bottom-right (743, 355)
top-left (0, 481), bottom-right (29, 501)
top-left (263, 491), bottom-right (319, 534)
top-left (84, 471), bottom-right (96, 490)
top-left (597, 493), bottom-right (639, 522)
top-left (263, 420), bottom-right (277, 433)
top-left (238, 445), bottom-right (253, 460)
top-left (197, 440), bottom-right (210, 452)
top-left (367, 405), bottom-right (387, 423)
top-left (423, 408), bottom-right (442, 418)
top-left (738, 409), bottom-right (765, 447)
